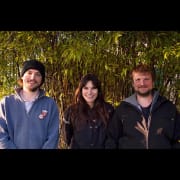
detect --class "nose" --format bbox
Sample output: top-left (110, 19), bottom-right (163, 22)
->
top-left (30, 73), bottom-right (36, 79)
top-left (139, 79), bottom-right (145, 85)
top-left (87, 89), bottom-right (92, 94)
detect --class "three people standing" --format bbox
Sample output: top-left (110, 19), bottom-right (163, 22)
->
top-left (1, 60), bottom-right (179, 149)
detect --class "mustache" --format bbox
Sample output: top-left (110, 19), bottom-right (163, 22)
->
top-left (28, 80), bottom-right (37, 83)
top-left (138, 86), bottom-right (147, 88)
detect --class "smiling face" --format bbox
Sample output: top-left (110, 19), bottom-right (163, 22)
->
top-left (82, 80), bottom-right (98, 108)
top-left (21, 69), bottom-right (43, 92)
top-left (132, 71), bottom-right (154, 97)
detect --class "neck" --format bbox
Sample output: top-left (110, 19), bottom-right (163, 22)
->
top-left (136, 94), bottom-right (153, 108)
top-left (20, 89), bottom-right (40, 102)
top-left (87, 102), bottom-right (94, 109)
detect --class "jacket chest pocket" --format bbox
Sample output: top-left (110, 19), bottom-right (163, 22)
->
top-left (154, 115), bottom-right (175, 138)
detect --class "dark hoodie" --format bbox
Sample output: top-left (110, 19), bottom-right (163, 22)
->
top-left (105, 90), bottom-right (180, 149)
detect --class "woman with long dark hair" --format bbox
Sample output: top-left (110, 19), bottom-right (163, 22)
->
top-left (62, 73), bottom-right (114, 149)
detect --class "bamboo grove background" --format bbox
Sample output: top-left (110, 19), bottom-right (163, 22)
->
top-left (0, 31), bottom-right (179, 148)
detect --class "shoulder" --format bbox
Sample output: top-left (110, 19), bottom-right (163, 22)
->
top-left (41, 96), bottom-right (59, 109)
top-left (114, 101), bottom-right (128, 112)
top-left (104, 102), bottom-right (114, 111)
top-left (44, 96), bottom-right (55, 101)
top-left (65, 104), bottom-right (75, 114)
top-left (156, 95), bottom-right (178, 115)
top-left (43, 95), bottom-right (56, 102)
top-left (63, 105), bottom-right (76, 121)
top-left (0, 94), bottom-right (15, 103)
top-left (158, 95), bottom-right (175, 107)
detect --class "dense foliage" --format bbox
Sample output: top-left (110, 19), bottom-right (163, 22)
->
top-left (0, 31), bottom-right (179, 148)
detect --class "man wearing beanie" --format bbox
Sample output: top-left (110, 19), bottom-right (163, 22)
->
top-left (0, 59), bottom-right (60, 149)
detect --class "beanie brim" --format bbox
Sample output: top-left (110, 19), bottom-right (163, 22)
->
top-left (20, 60), bottom-right (45, 85)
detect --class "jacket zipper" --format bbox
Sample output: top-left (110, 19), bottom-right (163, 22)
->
top-left (145, 114), bottom-right (152, 149)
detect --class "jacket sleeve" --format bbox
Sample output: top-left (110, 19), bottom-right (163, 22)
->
top-left (105, 105), bottom-right (123, 149)
top-left (62, 106), bottom-right (73, 147)
top-left (0, 99), bottom-right (17, 149)
top-left (173, 110), bottom-right (180, 148)
top-left (107, 103), bottom-right (115, 120)
top-left (42, 100), bottom-right (60, 149)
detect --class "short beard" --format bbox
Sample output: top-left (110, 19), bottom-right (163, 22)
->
top-left (30, 85), bottom-right (41, 92)
top-left (135, 90), bottom-right (152, 97)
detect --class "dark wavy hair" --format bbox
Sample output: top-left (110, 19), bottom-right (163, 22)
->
top-left (70, 73), bottom-right (110, 128)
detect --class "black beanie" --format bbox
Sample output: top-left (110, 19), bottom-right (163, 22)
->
top-left (21, 60), bottom-right (45, 84)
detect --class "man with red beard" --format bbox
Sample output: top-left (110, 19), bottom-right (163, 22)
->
top-left (0, 59), bottom-right (59, 149)
top-left (106, 63), bottom-right (180, 149)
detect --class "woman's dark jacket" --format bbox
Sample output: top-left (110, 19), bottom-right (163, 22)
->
top-left (62, 102), bottom-right (114, 149)
top-left (105, 91), bottom-right (180, 149)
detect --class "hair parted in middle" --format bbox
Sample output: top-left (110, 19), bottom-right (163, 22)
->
top-left (69, 73), bottom-right (110, 128)
top-left (74, 73), bottom-right (103, 104)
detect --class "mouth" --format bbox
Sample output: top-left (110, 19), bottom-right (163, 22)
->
top-left (86, 96), bottom-right (94, 99)
top-left (138, 87), bottom-right (148, 90)
top-left (28, 81), bottom-right (37, 84)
